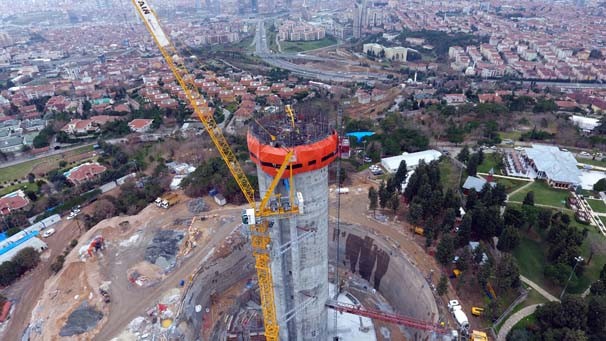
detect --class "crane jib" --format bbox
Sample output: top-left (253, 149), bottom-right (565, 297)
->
top-left (136, 1), bottom-right (151, 15)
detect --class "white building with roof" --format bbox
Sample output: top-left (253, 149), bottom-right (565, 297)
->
top-left (570, 115), bottom-right (600, 133)
top-left (523, 144), bottom-right (581, 189)
top-left (381, 150), bottom-right (442, 174)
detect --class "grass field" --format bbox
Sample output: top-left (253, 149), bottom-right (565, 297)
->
top-left (601, 216), bottom-right (606, 226)
top-left (0, 145), bottom-right (93, 184)
top-left (509, 181), bottom-right (569, 208)
top-left (477, 153), bottom-right (500, 174)
top-left (513, 215), bottom-right (606, 296)
top-left (576, 157), bottom-right (606, 168)
top-left (494, 177), bottom-right (530, 193)
top-left (587, 198), bottom-right (606, 213)
top-left (439, 158), bottom-right (462, 190)
top-left (510, 313), bottom-right (537, 333)
top-left (513, 238), bottom-right (556, 295)
top-left (499, 131), bottom-right (523, 141)
top-left (494, 287), bottom-right (547, 333)
top-left (0, 182), bottom-right (39, 197)
top-left (281, 36), bottom-right (338, 53)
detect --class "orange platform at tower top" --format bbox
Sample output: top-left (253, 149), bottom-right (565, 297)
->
top-left (247, 130), bottom-right (339, 178)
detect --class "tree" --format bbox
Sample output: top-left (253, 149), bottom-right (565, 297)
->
top-left (523, 191), bottom-right (535, 206)
top-left (538, 208), bottom-right (552, 230)
top-left (437, 275), bottom-right (448, 296)
top-left (601, 264), bottom-right (606, 281)
top-left (394, 160), bottom-right (408, 192)
top-left (436, 235), bottom-right (455, 265)
top-left (456, 214), bottom-right (472, 247)
top-left (467, 154), bottom-right (479, 176)
top-left (368, 186), bottom-right (378, 217)
top-left (27, 173), bottom-right (35, 183)
top-left (495, 255), bottom-right (521, 291)
top-left (587, 296), bottom-right (606, 337)
top-left (378, 180), bottom-right (389, 209)
top-left (457, 145), bottom-right (470, 163)
top-left (12, 247), bottom-right (40, 272)
top-left (503, 206), bottom-right (524, 228)
top-left (456, 248), bottom-right (471, 272)
top-left (389, 192), bottom-right (400, 213)
top-left (594, 178), bottom-right (606, 192)
top-left (497, 226), bottom-right (521, 252)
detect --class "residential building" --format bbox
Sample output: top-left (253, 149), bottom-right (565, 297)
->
top-left (523, 144), bottom-right (581, 189)
top-left (64, 162), bottom-right (107, 185)
top-left (128, 118), bottom-right (154, 133)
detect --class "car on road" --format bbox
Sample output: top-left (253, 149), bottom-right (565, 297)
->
top-left (42, 228), bottom-right (56, 238)
top-left (514, 146), bottom-right (524, 151)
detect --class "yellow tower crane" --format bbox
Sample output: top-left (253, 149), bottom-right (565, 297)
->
top-left (130, 1), bottom-right (298, 339)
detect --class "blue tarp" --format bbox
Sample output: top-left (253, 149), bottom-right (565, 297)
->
top-left (0, 231), bottom-right (39, 256)
top-left (346, 131), bottom-right (375, 142)
top-left (0, 232), bottom-right (6, 243)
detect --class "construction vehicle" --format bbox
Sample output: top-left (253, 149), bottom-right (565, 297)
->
top-left (448, 300), bottom-right (470, 331)
top-left (470, 330), bottom-right (488, 341)
top-left (131, 2), bottom-right (299, 339)
top-left (413, 226), bottom-right (424, 236)
top-left (87, 236), bottom-right (105, 258)
top-left (471, 307), bottom-right (484, 317)
top-left (155, 193), bottom-right (179, 209)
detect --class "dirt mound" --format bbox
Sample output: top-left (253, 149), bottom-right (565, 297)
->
top-left (59, 301), bottom-right (103, 337)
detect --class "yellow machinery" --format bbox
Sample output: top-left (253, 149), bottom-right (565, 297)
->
top-left (285, 104), bottom-right (296, 128)
top-left (470, 330), bottom-right (488, 341)
top-left (130, 1), bottom-right (298, 339)
top-left (471, 307), bottom-right (484, 316)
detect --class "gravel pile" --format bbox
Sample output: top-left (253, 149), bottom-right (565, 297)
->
top-left (188, 198), bottom-right (208, 214)
top-left (59, 302), bottom-right (103, 337)
top-left (144, 230), bottom-right (184, 271)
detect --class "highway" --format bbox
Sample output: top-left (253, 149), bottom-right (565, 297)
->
top-left (254, 20), bottom-right (388, 83)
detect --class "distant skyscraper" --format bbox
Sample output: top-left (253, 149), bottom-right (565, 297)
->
top-left (251, 0), bottom-right (258, 13)
top-left (195, 0), bottom-right (202, 11)
top-left (353, 0), bottom-right (367, 39)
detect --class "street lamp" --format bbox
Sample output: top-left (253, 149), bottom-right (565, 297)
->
top-left (560, 256), bottom-right (584, 299)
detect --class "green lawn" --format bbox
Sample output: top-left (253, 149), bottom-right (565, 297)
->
top-left (587, 199), bottom-right (606, 213)
top-left (281, 36), bottom-right (338, 53)
top-left (510, 313), bottom-right (537, 333)
top-left (513, 216), bottom-right (606, 296)
top-left (494, 177), bottom-right (530, 193)
top-left (601, 216), bottom-right (606, 226)
top-left (576, 157), bottom-right (606, 168)
top-left (0, 182), bottom-right (39, 197)
top-left (494, 287), bottom-right (547, 333)
top-left (439, 158), bottom-right (462, 190)
top-left (509, 181), bottom-right (570, 208)
top-left (499, 131), bottom-right (522, 141)
top-left (513, 238), bottom-right (555, 295)
top-left (477, 153), bottom-right (500, 174)
top-left (0, 145), bottom-right (93, 184)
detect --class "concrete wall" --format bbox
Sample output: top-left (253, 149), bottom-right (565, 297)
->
top-left (328, 223), bottom-right (439, 339)
top-left (178, 239), bottom-right (254, 340)
top-left (257, 166), bottom-right (329, 341)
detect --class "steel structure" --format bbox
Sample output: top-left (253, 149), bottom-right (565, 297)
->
top-left (130, 1), bottom-right (297, 339)
top-left (326, 300), bottom-right (451, 334)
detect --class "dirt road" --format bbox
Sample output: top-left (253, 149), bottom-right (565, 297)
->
top-left (0, 218), bottom-right (81, 341)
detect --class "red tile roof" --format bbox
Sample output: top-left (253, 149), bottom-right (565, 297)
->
top-left (128, 118), bottom-right (153, 130)
top-left (66, 163), bottom-right (107, 184)
top-left (0, 195), bottom-right (29, 216)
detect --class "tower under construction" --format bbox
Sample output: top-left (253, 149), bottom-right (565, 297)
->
top-left (247, 110), bottom-right (338, 340)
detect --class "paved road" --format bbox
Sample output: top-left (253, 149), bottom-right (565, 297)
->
top-left (520, 275), bottom-right (560, 303)
top-left (0, 143), bottom-right (94, 169)
top-left (253, 20), bottom-right (387, 82)
top-left (496, 304), bottom-right (541, 341)
top-left (496, 276), bottom-right (559, 341)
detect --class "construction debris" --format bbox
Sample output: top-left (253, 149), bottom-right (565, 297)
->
top-left (145, 230), bottom-right (184, 271)
top-left (188, 198), bottom-right (208, 214)
top-left (59, 301), bottom-right (103, 337)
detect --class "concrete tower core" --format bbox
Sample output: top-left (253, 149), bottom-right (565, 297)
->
top-left (247, 111), bottom-right (338, 341)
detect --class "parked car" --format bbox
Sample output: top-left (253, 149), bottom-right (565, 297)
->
top-left (42, 228), bottom-right (56, 238)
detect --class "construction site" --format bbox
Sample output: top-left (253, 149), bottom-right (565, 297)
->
top-left (5, 2), bottom-right (467, 340)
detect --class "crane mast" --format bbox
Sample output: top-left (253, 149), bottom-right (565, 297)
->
top-left (130, 1), bottom-right (292, 339)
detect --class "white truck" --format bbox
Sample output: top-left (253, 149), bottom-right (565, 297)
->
top-left (448, 300), bottom-right (470, 331)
